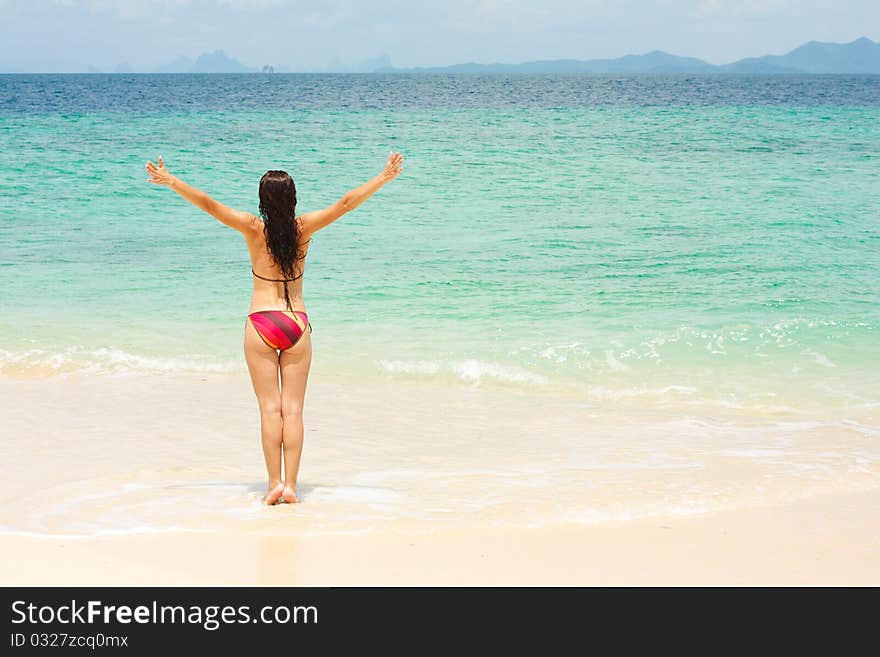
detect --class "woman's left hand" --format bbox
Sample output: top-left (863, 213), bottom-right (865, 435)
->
top-left (145, 156), bottom-right (175, 186)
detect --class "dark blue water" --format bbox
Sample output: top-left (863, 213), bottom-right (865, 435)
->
top-left (2, 73), bottom-right (879, 115)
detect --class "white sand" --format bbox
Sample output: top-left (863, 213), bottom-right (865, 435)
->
top-left (1, 372), bottom-right (878, 585)
top-left (3, 490), bottom-right (879, 585)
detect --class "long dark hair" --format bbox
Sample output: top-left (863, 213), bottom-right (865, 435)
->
top-left (258, 170), bottom-right (306, 310)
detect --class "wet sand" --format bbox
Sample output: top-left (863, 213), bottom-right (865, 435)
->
top-left (2, 489), bottom-right (878, 585)
top-left (1, 372), bottom-right (878, 585)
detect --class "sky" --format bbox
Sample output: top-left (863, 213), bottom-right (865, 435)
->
top-left (0, 0), bottom-right (878, 72)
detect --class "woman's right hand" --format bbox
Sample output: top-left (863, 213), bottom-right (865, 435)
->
top-left (380, 151), bottom-right (404, 183)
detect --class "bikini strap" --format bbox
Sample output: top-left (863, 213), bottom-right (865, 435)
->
top-left (251, 268), bottom-right (302, 283)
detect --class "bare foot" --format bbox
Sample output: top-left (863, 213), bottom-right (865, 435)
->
top-left (264, 482), bottom-right (284, 505)
top-left (281, 486), bottom-right (298, 504)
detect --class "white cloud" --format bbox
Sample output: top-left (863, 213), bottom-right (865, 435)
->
top-left (440, 0), bottom-right (610, 33)
top-left (692, 0), bottom-right (790, 17)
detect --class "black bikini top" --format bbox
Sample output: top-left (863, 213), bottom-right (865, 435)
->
top-left (252, 269), bottom-right (302, 283)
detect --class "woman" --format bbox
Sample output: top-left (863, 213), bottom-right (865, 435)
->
top-left (145, 151), bottom-right (404, 505)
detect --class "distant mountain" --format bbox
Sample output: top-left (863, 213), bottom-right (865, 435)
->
top-left (52, 36), bottom-right (880, 75)
top-left (356, 53), bottom-right (392, 73)
top-left (721, 59), bottom-right (801, 74)
top-left (376, 37), bottom-right (880, 74)
top-left (573, 51), bottom-right (716, 73)
top-left (154, 56), bottom-right (194, 73)
top-left (191, 50), bottom-right (256, 73)
top-left (154, 50), bottom-right (255, 73)
top-left (723, 37), bottom-right (880, 74)
top-left (377, 51), bottom-right (715, 74)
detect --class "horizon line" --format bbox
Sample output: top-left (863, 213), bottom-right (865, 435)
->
top-left (2, 35), bottom-right (877, 75)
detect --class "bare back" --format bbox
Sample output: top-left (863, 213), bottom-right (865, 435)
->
top-left (244, 215), bottom-right (310, 313)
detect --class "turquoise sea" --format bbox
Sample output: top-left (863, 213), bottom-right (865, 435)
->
top-left (1, 74), bottom-right (879, 412)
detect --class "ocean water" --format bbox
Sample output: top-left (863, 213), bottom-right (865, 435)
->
top-left (1, 73), bottom-right (879, 413)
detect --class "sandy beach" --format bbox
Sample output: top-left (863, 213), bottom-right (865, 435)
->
top-left (2, 490), bottom-right (879, 586)
top-left (1, 372), bottom-right (878, 585)
top-left (3, 5), bottom-right (880, 594)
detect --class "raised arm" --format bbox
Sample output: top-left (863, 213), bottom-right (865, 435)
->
top-left (300, 151), bottom-right (403, 237)
top-left (145, 156), bottom-right (258, 234)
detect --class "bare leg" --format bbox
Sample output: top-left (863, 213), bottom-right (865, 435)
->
top-left (279, 329), bottom-right (312, 503)
top-left (244, 319), bottom-right (284, 505)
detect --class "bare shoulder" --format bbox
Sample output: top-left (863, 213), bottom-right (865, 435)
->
top-left (242, 213), bottom-right (263, 237)
top-left (295, 212), bottom-right (310, 229)
top-left (295, 214), bottom-right (314, 242)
